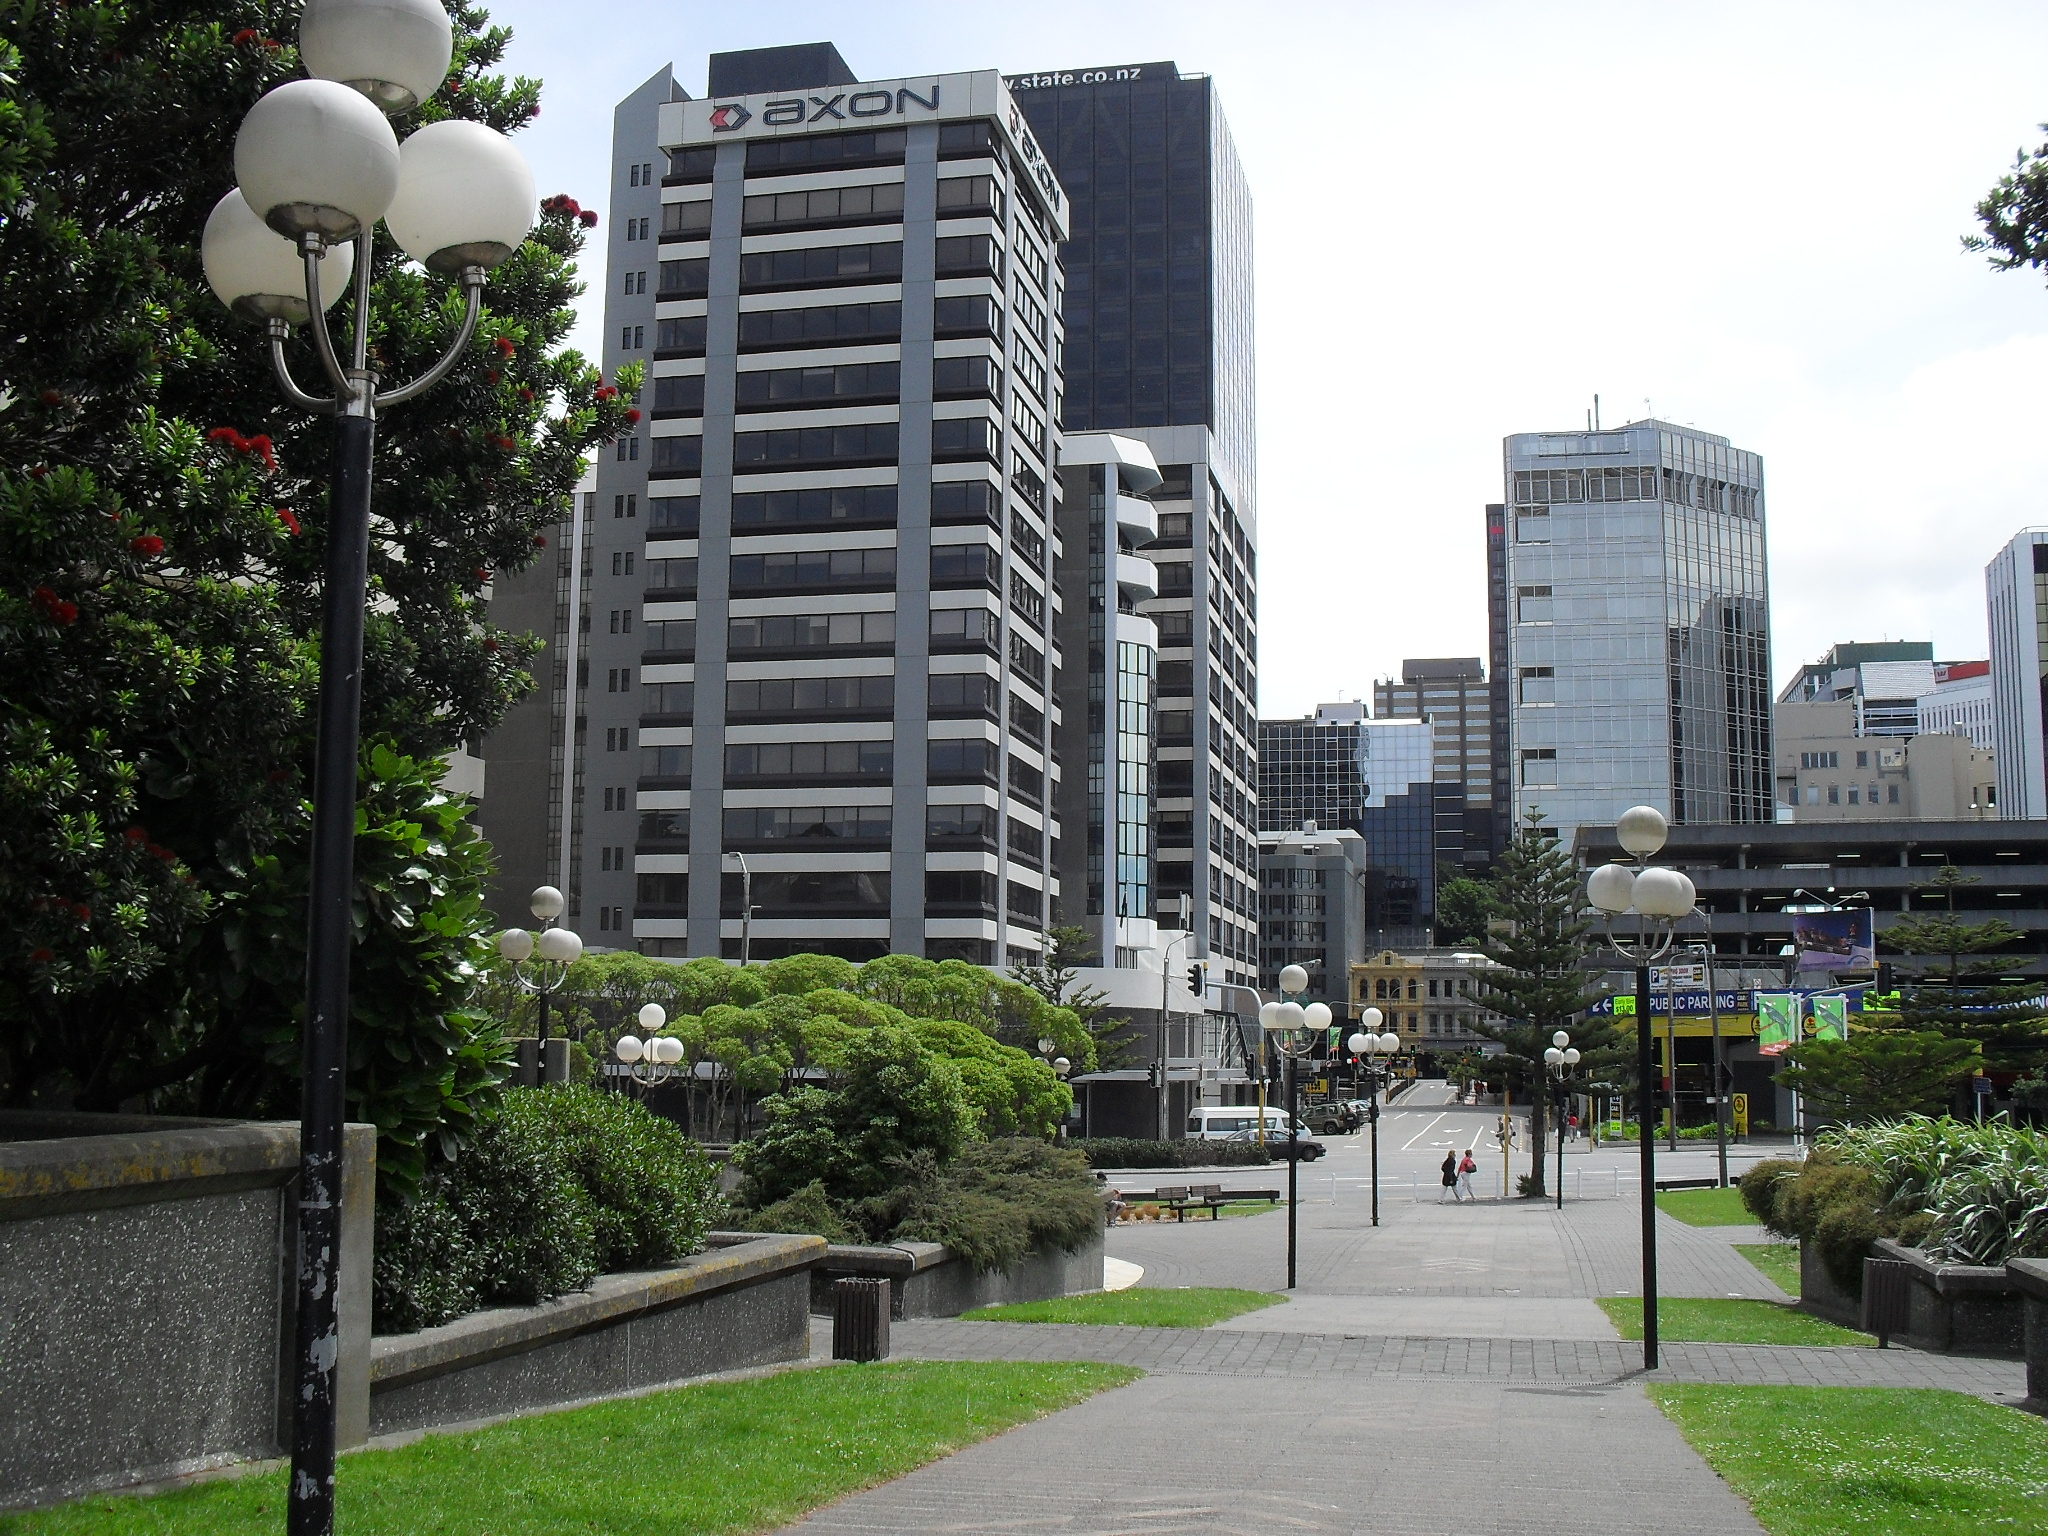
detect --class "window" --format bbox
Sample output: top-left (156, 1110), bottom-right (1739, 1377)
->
top-left (606, 666), bottom-right (633, 693)
top-left (643, 556), bottom-right (696, 593)
top-left (1006, 879), bottom-right (1042, 927)
top-left (932, 416), bottom-right (998, 462)
top-left (1010, 345), bottom-right (1047, 402)
top-left (1007, 692), bottom-right (1044, 744)
top-left (743, 128), bottom-right (907, 176)
top-left (651, 374), bottom-right (705, 414)
top-left (641, 618), bottom-right (695, 653)
top-left (1521, 748), bottom-right (1557, 786)
top-left (732, 484), bottom-right (897, 529)
top-left (931, 478), bottom-right (999, 526)
top-left (936, 120), bottom-right (999, 159)
top-left (1888, 784), bottom-right (1900, 804)
top-left (1006, 755), bottom-right (1044, 802)
top-left (648, 435), bottom-right (700, 476)
top-left (642, 682), bottom-right (694, 717)
top-left (1013, 232), bottom-right (1049, 291)
top-left (616, 434), bottom-right (641, 462)
top-left (739, 242), bottom-right (903, 291)
top-left (727, 675), bottom-right (893, 717)
top-left (735, 361), bottom-right (900, 407)
top-left (930, 737), bottom-right (998, 782)
top-left (1516, 585), bottom-right (1553, 622)
top-left (1518, 665), bottom-right (1554, 704)
top-left (609, 608), bottom-right (633, 634)
top-left (742, 181), bottom-right (905, 231)
top-left (605, 726), bottom-right (633, 750)
top-left (656, 315), bottom-right (707, 355)
top-left (732, 422), bottom-right (899, 470)
top-left (1009, 569), bottom-right (1044, 629)
top-left (932, 355), bottom-right (1000, 400)
top-left (655, 259), bottom-right (707, 299)
top-left (659, 201), bottom-right (711, 238)
top-left (1516, 508), bottom-right (1549, 543)
top-left (930, 606), bottom-right (997, 650)
top-left (619, 324), bottom-right (645, 349)
top-left (637, 810), bottom-right (689, 845)
top-left (1847, 787), bottom-right (1860, 805)
top-left (667, 146), bottom-right (714, 182)
top-left (930, 543), bottom-right (1000, 589)
top-left (648, 495), bottom-right (697, 533)
top-left (729, 547), bottom-right (896, 591)
top-left (935, 175), bottom-right (1002, 219)
top-left (621, 269), bottom-right (647, 295)
top-left (613, 493), bottom-right (638, 519)
top-left (1009, 512), bottom-right (1045, 571)
top-left (929, 672), bottom-right (999, 716)
top-left (933, 235), bottom-right (1002, 279)
top-left (1856, 751), bottom-right (1869, 769)
top-left (724, 806), bottom-right (892, 844)
top-left (1008, 630), bottom-right (1044, 684)
top-left (719, 870), bottom-right (890, 916)
top-left (637, 745), bottom-right (689, 779)
top-left (727, 611), bottom-right (894, 652)
top-left (926, 869), bottom-right (998, 911)
top-left (1828, 785), bottom-right (1840, 804)
top-left (737, 301), bottom-right (901, 351)
top-left (1800, 751), bottom-right (1840, 770)
top-left (1012, 283), bottom-right (1047, 343)
top-left (1869, 783), bottom-right (1880, 804)
top-left (723, 741), bottom-right (893, 780)
top-left (927, 804), bottom-right (996, 844)
top-left (933, 294), bottom-right (1001, 340)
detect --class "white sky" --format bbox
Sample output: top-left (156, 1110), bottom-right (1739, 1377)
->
top-left (482, 0), bottom-right (2048, 717)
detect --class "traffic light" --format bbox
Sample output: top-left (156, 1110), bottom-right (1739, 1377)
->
top-left (1187, 961), bottom-right (1206, 996)
top-left (1147, 1062), bottom-right (1162, 1089)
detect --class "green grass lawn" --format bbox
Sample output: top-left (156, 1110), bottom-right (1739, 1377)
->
top-left (0, 1361), bottom-right (1137, 1536)
top-left (1599, 1296), bottom-right (1870, 1346)
top-left (1216, 1199), bottom-right (1283, 1219)
top-left (1736, 1241), bottom-right (1802, 1296)
top-left (1650, 1385), bottom-right (2048, 1535)
top-left (963, 1286), bottom-right (1282, 1327)
top-left (1655, 1186), bottom-right (1751, 1226)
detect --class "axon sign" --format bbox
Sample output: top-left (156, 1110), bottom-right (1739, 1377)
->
top-left (711, 83), bottom-right (942, 131)
top-left (1004, 104), bottom-right (1062, 214)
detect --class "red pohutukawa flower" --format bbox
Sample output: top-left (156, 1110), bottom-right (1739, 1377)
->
top-left (276, 507), bottom-right (301, 536)
top-left (29, 948), bottom-right (53, 964)
top-left (625, 409), bottom-right (641, 424)
top-left (126, 826), bottom-right (148, 843)
top-left (208, 427), bottom-right (279, 472)
top-left (474, 568), bottom-right (492, 581)
top-left (494, 336), bottom-right (515, 357)
top-left (31, 586), bottom-right (78, 625)
top-left (231, 27), bottom-right (259, 44)
top-left (486, 371), bottom-right (500, 385)
top-left (594, 385), bottom-right (616, 401)
top-left (542, 194), bottom-right (582, 217)
top-left (39, 389), bottom-right (62, 405)
top-left (518, 387), bottom-right (534, 403)
top-left (130, 534), bottom-right (164, 556)
top-left (532, 534), bottom-right (548, 547)
top-left (578, 209), bottom-right (598, 228)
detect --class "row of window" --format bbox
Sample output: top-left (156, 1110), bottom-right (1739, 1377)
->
top-left (636, 870), bottom-right (1041, 923)
top-left (622, 483), bottom-right (1008, 543)
top-left (648, 357), bottom-right (1003, 418)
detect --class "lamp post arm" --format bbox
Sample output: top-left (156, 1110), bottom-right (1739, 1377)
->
top-left (266, 319), bottom-right (335, 411)
top-left (300, 239), bottom-right (357, 402)
top-left (376, 268), bottom-right (488, 407)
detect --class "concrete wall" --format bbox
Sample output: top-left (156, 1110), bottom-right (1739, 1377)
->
top-left (1872, 1238), bottom-right (2025, 1358)
top-left (802, 1228), bottom-right (1105, 1318)
top-left (368, 1234), bottom-right (823, 1436)
top-left (0, 1113), bottom-right (374, 1512)
top-left (2008, 1258), bottom-right (2048, 1404)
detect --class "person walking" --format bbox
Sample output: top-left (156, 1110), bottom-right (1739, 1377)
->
top-left (1457, 1149), bottom-right (1478, 1202)
top-left (1440, 1150), bottom-right (1461, 1202)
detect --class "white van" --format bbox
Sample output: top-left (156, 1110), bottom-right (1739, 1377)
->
top-left (1186, 1106), bottom-right (1300, 1141)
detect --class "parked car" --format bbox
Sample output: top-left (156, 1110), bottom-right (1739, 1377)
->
top-left (1298, 1102), bottom-right (1360, 1135)
top-left (1223, 1127), bottom-right (1326, 1161)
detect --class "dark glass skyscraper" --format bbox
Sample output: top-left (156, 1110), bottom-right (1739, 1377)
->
top-left (1012, 62), bottom-right (1261, 986)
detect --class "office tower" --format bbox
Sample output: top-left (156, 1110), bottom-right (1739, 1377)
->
top-left (1778, 641), bottom-right (1936, 737)
top-left (1011, 61), bottom-right (1260, 988)
top-left (1503, 420), bottom-right (1772, 834)
top-left (1986, 528), bottom-right (2048, 818)
top-left (499, 44), bottom-right (1071, 964)
top-left (1484, 504), bottom-right (1511, 858)
top-left (1054, 432), bottom-right (1164, 966)
top-left (1773, 699), bottom-right (1996, 822)
top-left (1256, 702), bottom-right (1366, 835)
top-left (1373, 657), bottom-right (1494, 870)
top-left (1918, 661), bottom-right (1993, 750)
top-left (1257, 820), bottom-right (1368, 1004)
top-left (1358, 719), bottom-right (1437, 943)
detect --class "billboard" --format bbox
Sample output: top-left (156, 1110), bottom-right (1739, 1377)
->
top-left (1757, 993), bottom-right (1799, 1056)
top-left (1813, 994), bottom-right (1850, 1041)
top-left (1791, 908), bottom-right (1876, 973)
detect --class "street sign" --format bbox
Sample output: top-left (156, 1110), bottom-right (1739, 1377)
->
top-left (1733, 1093), bottom-right (1749, 1136)
top-left (1651, 963), bottom-right (1706, 990)
top-left (1973, 1076), bottom-right (1994, 1096)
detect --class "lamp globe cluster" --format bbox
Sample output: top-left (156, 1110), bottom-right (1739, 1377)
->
top-left (1587, 805), bottom-right (1696, 918)
top-left (201, 0), bottom-right (534, 322)
top-left (1544, 1030), bottom-right (1582, 1071)
top-left (616, 1004), bottom-right (684, 1067)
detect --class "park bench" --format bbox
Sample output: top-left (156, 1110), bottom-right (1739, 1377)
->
top-left (1115, 1183), bottom-right (1285, 1220)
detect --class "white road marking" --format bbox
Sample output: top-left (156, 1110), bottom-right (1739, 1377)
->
top-left (1400, 1112), bottom-right (1447, 1150)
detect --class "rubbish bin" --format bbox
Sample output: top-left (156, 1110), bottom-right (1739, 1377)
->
top-left (833, 1276), bottom-right (891, 1362)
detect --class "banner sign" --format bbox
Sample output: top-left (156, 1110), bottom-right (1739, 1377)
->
top-left (1757, 993), bottom-right (1799, 1056)
top-left (1792, 908), bottom-right (1876, 973)
top-left (1590, 990), bottom-right (1750, 1016)
top-left (1813, 994), bottom-right (1850, 1041)
top-left (1651, 963), bottom-right (1707, 990)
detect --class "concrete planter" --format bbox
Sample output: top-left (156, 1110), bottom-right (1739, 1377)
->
top-left (1798, 1240), bottom-right (1863, 1329)
top-left (0, 1112), bottom-right (375, 1512)
top-left (2001, 1257), bottom-right (2048, 1403)
top-left (368, 1233), bottom-right (824, 1438)
top-left (1866, 1238), bottom-right (2024, 1358)
top-left (773, 1227), bottom-right (1105, 1318)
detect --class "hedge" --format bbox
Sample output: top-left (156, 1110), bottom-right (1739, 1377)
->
top-left (1069, 1137), bottom-right (1272, 1169)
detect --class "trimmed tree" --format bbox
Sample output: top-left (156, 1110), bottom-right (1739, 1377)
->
top-left (1472, 813), bottom-right (1617, 1196)
top-left (0, 2), bottom-right (633, 1189)
top-left (1778, 1032), bottom-right (1984, 1124)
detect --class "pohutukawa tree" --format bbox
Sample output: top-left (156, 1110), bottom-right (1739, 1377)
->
top-left (0, 1), bottom-right (634, 1186)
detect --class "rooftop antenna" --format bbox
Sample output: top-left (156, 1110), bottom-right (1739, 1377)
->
top-left (1644, 397), bottom-right (1652, 420)
top-left (1594, 394), bottom-right (1601, 431)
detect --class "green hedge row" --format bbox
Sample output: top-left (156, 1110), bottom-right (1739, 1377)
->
top-left (1069, 1137), bottom-right (1272, 1169)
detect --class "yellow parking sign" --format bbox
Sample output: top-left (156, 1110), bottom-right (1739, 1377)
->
top-left (1732, 1093), bottom-right (1749, 1136)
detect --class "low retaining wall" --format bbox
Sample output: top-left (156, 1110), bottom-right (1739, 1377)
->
top-left (368, 1233), bottom-right (823, 1437)
top-left (1867, 1238), bottom-right (2025, 1358)
top-left (777, 1229), bottom-right (1105, 1318)
top-left (1798, 1241), bottom-right (1862, 1329)
top-left (0, 1112), bottom-right (376, 1512)
top-left (1999, 1257), bottom-right (2047, 1402)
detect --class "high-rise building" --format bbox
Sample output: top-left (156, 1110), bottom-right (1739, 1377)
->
top-left (1257, 820), bottom-right (1368, 1004)
top-left (1918, 661), bottom-right (1993, 750)
top-left (483, 44), bottom-right (1074, 964)
top-left (1777, 641), bottom-right (1936, 737)
top-left (1358, 719), bottom-right (1437, 944)
top-left (1373, 657), bottom-right (1493, 870)
top-left (1257, 702), bottom-right (1366, 835)
top-left (1987, 529), bottom-right (2048, 818)
top-left (1011, 62), bottom-right (1260, 986)
top-left (1484, 503), bottom-right (1512, 858)
top-left (1503, 421), bottom-right (1772, 832)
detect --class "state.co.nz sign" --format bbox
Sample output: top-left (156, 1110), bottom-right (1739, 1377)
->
top-left (710, 83), bottom-right (942, 131)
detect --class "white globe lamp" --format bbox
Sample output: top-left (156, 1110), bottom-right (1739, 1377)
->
top-left (529, 886), bottom-right (566, 920)
top-left (202, 190), bottom-right (357, 323)
top-left (1615, 804), bottom-right (1670, 859)
top-left (494, 926), bottom-right (533, 962)
top-left (537, 926), bottom-right (582, 964)
top-left (299, 0), bottom-right (455, 113)
top-left (1586, 862), bottom-right (1637, 915)
top-left (1278, 963), bottom-right (1310, 994)
top-left (638, 1003), bottom-right (666, 1032)
top-left (234, 79), bottom-right (402, 241)
top-left (383, 119), bottom-right (536, 272)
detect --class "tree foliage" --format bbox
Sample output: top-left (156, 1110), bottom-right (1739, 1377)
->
top-left (1435, 873), bottom-right (1497, 948)
top-left (1779, 1032), bottom-right (1984, 1125)
top-left (1967, 124), bottom-right (2048, 276)
top-left (0, 3), bottom-right (633, 1166)
top-left (1868, 866), bottom-right (2048, 1077)
top-left (1472, 813), bottom-right (1617, 1194)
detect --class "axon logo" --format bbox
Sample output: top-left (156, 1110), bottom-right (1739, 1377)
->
top-left (712, 83), bottom-right (943, 133)
top-left (708, 103), bottom-right (751, 131)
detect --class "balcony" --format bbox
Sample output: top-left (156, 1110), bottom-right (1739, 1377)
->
top-left (1115, 493), bottom-right (1158, 547)
top-left (1115, 552), bottom-right (1158, 604)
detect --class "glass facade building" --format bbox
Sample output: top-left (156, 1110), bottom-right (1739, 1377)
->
top-left (1372, 658), bottom-right (1494, 870)
top-left (1504, 421), bottom-right (1772, 835)
top-left (1014, 62), bottom-right (1261, 985)
top-left (1986, 528), bottom-right (2048, 818)
top-left (1257, 703), bottom-right (1366, 834)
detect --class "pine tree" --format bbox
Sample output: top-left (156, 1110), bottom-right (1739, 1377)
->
top-left (1869, 866), bottom-right (2048, 1078)
top-left (0, 3), bottom-right (633, 1181)
top-left (1472, 813), bottom-right (1618, 1195)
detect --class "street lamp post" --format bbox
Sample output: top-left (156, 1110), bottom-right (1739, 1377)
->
top-left (495, 886), bottom-right (584, 1084)
top-left (1346, 1016), bottom-right (1403, 1228)
top-left (725, 851), bottom-right (754, 966)
top-left (1585, 804), bottom-right (1696, 1371)
top-left (614, 1003), bottom-right (686, 1090)
top-left (1543, 1030), bottom-right (1582, 1212)
top-left (197, 6), bottom-right (538, 1532)
top-left (1261, 964), bottom-right (1324, 1289)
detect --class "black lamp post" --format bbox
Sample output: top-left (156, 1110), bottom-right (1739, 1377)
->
top-left (1346, 1016), bottom-right (1402, 1228)
top-left (1544, 1030), bottom-right (1581, 1211)
top-left (1585, 804), bottom-right (1697, 1372)
top-left (1261, 966), bottom-right (1322, 1289)
top-left (198, 5), bottom-right (538, 1531)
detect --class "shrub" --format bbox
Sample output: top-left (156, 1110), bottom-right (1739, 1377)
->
top-left (865, 1139), bottom-right (1104, 1273)
top-left (372, 1087), bottom-right (719, 1333)
top-left (736, 1180), bottom-right (859, 1245)
top-left (1816, 1116), bottom-right (2048, 1266)
top-left (1740, 1159), bottom-right (1803, 1228)
top-left (1070, 1138), bottom-right (1272, 1169)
